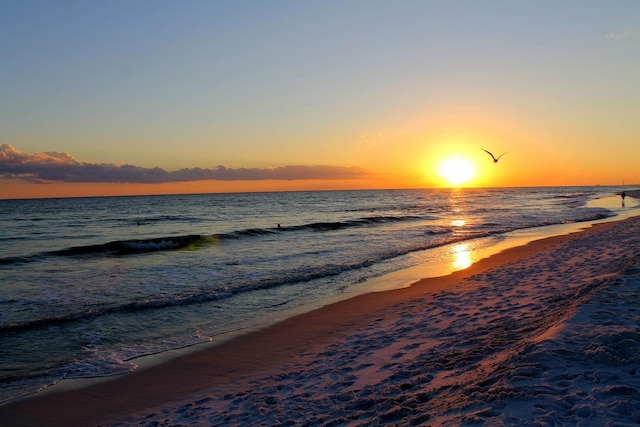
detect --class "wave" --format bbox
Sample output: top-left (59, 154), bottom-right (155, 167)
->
top-left (0, 215), bottom-right (422, 265)
top-left (0, 254), bottom-right (41, 265)
top-left (0, 235), bottom-right (212, 265)
top-left (123, 215), bottom-right (205, 226)
top-left (426, 227), bottom-right (453, 235)
top-left (50, 235), bottom-right (209, 256)
top-left (283, 215), bottom-right (422, 232)
top-left (552, 192), bottom-right (590, 199)
top-left (478, 210), bottom-right (614, 229)
top-left (227, 228), bottom-right (277, 238)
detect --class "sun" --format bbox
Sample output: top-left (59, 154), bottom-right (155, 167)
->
top-left (438, 157), bottom-right (475, 186)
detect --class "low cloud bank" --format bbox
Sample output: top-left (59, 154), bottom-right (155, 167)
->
top-left (0, 145), bottom-right (369, 183)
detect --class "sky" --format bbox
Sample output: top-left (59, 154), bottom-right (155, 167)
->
top-left (1, 0), bottom-right (639, 199)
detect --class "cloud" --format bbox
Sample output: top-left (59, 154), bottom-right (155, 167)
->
top-left (605, 29), bottom-right (631, 40)
top-left (0, 144), bottom-right (370, 183)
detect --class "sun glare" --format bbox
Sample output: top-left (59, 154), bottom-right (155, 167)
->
top-left (451, 243), bottom-right (473, 270)
top-left (438, 158), bottom-right (475, 186)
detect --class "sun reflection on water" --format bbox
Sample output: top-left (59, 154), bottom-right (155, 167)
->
top-left (451, 243), bottom-right (473, 270)
top-left (451, 219), bottom-right (466, 227)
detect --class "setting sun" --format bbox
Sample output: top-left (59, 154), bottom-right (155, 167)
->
top-left (438, 158), bottom-right (476, 186)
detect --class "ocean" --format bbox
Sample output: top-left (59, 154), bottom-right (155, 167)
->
top-left (0, 186), bottom-right (634, 403)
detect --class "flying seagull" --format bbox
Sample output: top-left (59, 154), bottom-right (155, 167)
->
top-left (482, 148), bottom-right (509, 163)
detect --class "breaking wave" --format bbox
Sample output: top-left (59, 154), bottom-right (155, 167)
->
top-left (0, 215), bottom-right (423, 264)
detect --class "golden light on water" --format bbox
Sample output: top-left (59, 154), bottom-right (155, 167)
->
top-left (451, 219), bottom-right (466, 227)
top-left (451, 243), bottom-right (473, 270)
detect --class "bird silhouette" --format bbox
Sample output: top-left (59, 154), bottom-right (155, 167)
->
top-left (482, 148), bottom-right (509, 163)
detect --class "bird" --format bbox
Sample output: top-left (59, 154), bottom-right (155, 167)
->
top-left (482, 148), bottom-right (509, 163)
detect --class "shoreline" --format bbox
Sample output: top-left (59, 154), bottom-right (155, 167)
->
top-left (1, 209), bottom-right (640, 425)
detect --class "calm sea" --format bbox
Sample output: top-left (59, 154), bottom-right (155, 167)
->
top-left (0, 187), bottom-right (634, 403)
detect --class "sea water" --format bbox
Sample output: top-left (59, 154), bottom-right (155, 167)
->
top-left (0, 186), bottom-right (634, 403)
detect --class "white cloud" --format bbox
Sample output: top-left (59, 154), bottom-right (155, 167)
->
top-left (605, 29), bottom-right (631, 40)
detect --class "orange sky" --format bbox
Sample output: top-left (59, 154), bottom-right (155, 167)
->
top-left (0, 178), bottom-right (394, 200)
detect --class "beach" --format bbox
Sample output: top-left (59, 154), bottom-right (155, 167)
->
top-left (1, 207), bottom-right (640, 426)
top-left (2, 187), bottom-right (623, 405)
top-left (3, 1), bottom-right (639, 424)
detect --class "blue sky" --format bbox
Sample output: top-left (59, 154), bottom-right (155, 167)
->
top-left (1, 1), bottom-right (639, 197)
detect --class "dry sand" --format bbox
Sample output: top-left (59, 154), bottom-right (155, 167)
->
top-left (2, 215), bottom-right (640, 426)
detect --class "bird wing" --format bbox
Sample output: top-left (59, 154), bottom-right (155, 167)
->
top-left (481, 149), bottom-right (497, 161)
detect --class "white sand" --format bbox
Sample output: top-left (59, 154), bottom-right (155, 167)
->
top-left (110, 217), bottom-right (640, 426)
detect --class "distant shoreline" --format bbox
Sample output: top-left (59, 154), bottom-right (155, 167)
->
top-left (1, 184), bottom-right (637, 202)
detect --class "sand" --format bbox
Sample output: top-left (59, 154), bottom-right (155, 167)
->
top-left (2, 213), bottom-right (640, 426)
